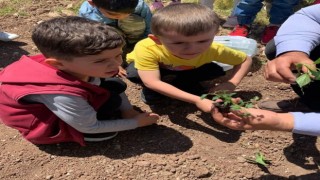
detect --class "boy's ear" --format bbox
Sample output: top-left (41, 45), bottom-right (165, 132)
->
top-left (148, 34), bottom-right (162, 45)
top-left (45, 58), bottom-right (65, 69)
top-left (88, 0), bottom-right (95, 6)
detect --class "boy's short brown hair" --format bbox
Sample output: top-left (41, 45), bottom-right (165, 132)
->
top-left (151, 3), bottom-right (220, 36)
top-left (32, 16), bottom-right (125, 61)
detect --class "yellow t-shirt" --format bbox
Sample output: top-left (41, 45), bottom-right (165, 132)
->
top-left (126, 38), bottom-right (247, 71)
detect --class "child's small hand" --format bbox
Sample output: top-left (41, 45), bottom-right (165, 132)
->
top-left (135, 113), bottom-right (159, 127)
top-left (195, 98), bottom-right (214, 113)
top-left (117, 66), bottom-right (127, 78)
top-left (210, 81), bottom-right (236, 93)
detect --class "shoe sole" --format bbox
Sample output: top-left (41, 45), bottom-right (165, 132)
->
top-left (84, 132), bottom-right (118, 142)
top-left (258, 100), bottom-right (312, 113)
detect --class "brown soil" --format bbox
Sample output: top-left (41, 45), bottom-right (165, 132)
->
top-left (1, 1), bottom-right (320, 179)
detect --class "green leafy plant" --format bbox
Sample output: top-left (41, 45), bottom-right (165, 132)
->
top-left (295, 58), bottom-right (320, 89)
top-left (245, 152), bottom-right (271, 167)
top-left (201, 91), bottom-right (259, 116)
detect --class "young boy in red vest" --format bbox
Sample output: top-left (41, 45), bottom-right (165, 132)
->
top-left (0, 16), bottom-right (159, 146)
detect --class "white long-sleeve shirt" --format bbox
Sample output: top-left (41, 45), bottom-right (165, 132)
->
top-left (23, 78), bottom-right (138, 134)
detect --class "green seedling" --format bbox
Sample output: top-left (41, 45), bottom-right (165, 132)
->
top-left (295, 57), bottom-right (320, 89)
top-left (245, 152), bottom-right (271, 167)
top-left (201, 90), bottom-right (259, 116)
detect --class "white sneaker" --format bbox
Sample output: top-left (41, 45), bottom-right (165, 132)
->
top-left (0, 32), bottom-right (19, 42)
top-left (222, 16), bottom-right (238, 28)
top-left (84, 132), bottom-right (118, 142)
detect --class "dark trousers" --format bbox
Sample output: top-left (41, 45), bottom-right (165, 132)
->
top-left (96, 77), bottom-right (127, 120)
top-left (265, 39), bottom-right (320, 110)
top-left (126, 62), bottom-right (226, 94)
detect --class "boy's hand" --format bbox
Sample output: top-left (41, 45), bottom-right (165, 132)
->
top-left (210, 81), bottom-right (236, 93)
top-left (135, 113), bottom-right (159, 127)
top-left (117, 66), bottom-right (127, 78)
top-left (211, 107), bottom-right (294, 132)
top-left (195, 98), bottom-right (214, 113)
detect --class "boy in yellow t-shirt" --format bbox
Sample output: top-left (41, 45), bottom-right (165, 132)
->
top-left (126, 3), bottom-right (252, 113)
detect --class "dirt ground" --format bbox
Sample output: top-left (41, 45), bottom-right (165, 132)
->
top-left (1, 1), bottom-right (320, 179)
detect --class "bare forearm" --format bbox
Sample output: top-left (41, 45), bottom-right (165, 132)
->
top-left (215, 108), bottom-right (295, 132)
top-left (228, 56), bottom-right (252, 85)
top-left (271, 113), bottom-right (294, 132)
top-left (244, 109), bottom-right (294, 132)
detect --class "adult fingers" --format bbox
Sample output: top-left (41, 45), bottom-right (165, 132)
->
top-left (264, 60), bottom-right (295, 83)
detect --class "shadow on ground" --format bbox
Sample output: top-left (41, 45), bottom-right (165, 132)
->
top-left (233, 90), bottom-right (263, 101)
top-left (259, 173), bottom-right (320, 180)
top-left (284, 134), bottom-right (320, 170)
top-left (150, 101), bottom-right (239, 143)
top-left (36, 124), bottom-right (193, 158)
top-left (148, 90), bottom-right (262, 143)
top-left (0, 41), bottom-right (30, 67)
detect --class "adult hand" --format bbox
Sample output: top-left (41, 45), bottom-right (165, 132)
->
top-left (264, 52), bottom-right (314, 83)
top-left (211, 107), bottom-right (294, 132)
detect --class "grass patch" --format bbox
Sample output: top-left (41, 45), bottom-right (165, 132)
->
top-left (63, 0), bottom-right (84, 15)
top-left (70, 1), bottom-right (84, 14)
top-left (0, 6), bottom-right (14, 16)
top-left (0, 0), bottom-right (32, 16)
top-left (0, 0), bottom-right (84, 16)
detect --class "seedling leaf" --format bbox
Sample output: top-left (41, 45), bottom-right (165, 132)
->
top-left (311, 70), bottom-right (320, 80)
top-left (296, 73), bottom-right (311, 88)
top-left (200, 94), bottom-right (207, 100)
top-left (201, 91), bottom-right (258, 117)
top-left (238, 99), bottom-right (244, 106)
top-left (230, 104), bottom-right (241, 111)
top-left (252, 96), bottom-right (260, 101)
top-left (245, 103), bottom-right (254, 108)
top-left (245, 152), bottom-right (271, 167)
top-left (255, 152), bottom-right (268, 167)
top-left (314, 57), bottom-right (320, 65)
top-left (212, 96), bottom-right (220, 101)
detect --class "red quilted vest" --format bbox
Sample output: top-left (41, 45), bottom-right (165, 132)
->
top-left (0, 55), bottom-right (110, 146)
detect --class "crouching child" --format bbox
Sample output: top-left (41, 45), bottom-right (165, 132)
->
top-left (0, 16), bottom-right (159, 146)
top-left (126, 3), bottom-right (252, 113)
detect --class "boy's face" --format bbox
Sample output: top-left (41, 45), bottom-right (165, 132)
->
top-left (150, 29), bottom-right (216, 59)
top-left (52, 47), bottom-right (123, 81)
top-left (98, 8), bottom-right (130, 19)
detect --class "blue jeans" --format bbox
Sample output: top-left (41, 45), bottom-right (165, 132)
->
top-left (234, 0), bottom-right (299, 25)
